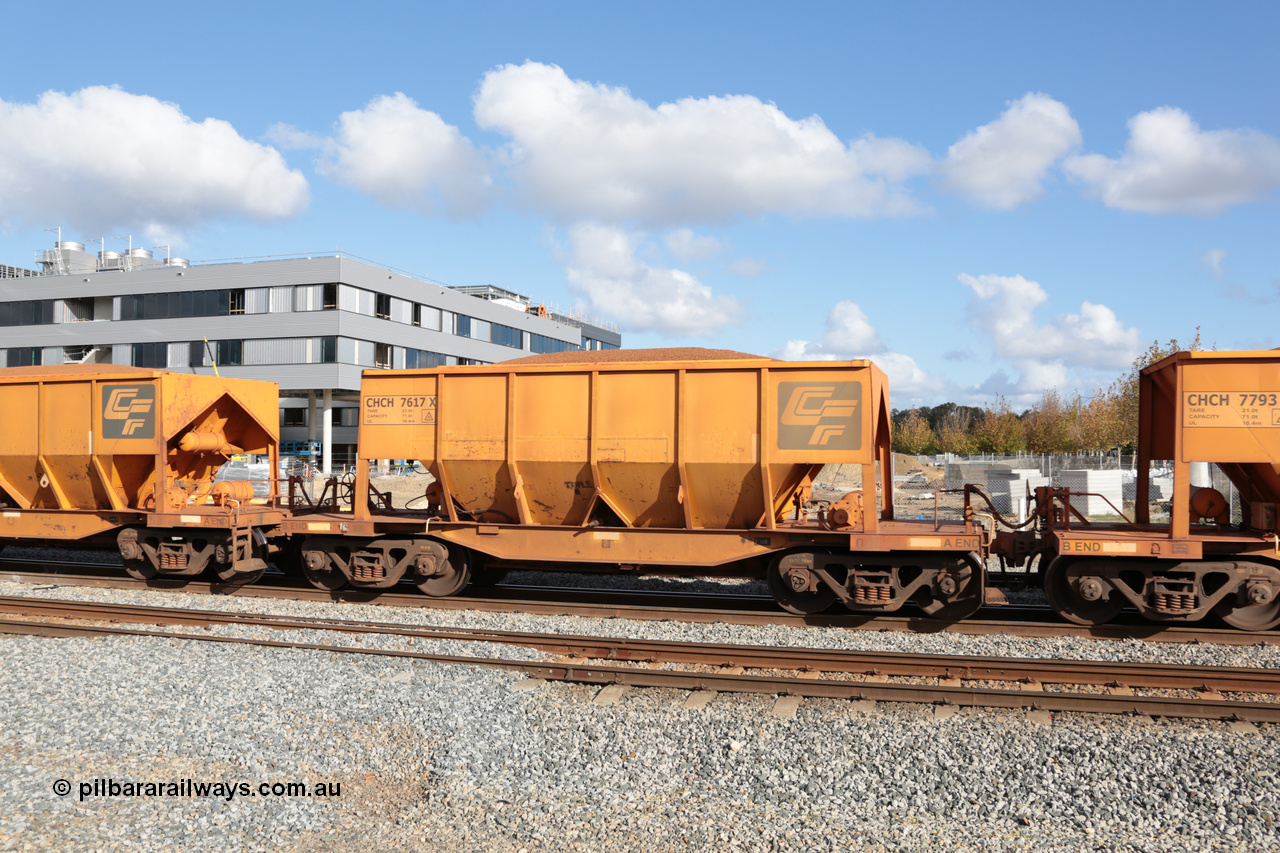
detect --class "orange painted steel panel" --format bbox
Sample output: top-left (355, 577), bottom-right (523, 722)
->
top-left (1138, 351), bottom-right (1280, 528)
top-left (0, 365), bottom-right (279, 527)
top-left (357, 355), bottom-right (891, 533)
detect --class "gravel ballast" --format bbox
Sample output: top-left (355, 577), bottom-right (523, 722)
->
top-left (2, 572), bottom-right (1279, 851)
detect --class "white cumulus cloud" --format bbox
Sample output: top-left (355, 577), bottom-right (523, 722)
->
top-left (959, 272), bottom-right (1140, 368)
top-left (960, 272), bottom-right (1141, 395)
top-left (726, 257), bottom-right (766, 277)
top-left (563, 223), bottom-right (744, 337)
top-left (273, 92), bottom-right (491, 218)
top-left (777, 300), bottom-right (940, 399)
top-left (939, 93), bottom-right (1081, 209)
top-left (0, 86), bottom-right (309, 235)
top-left (1204, 248), bottom-right (1227, 278)
top-left (821, 301), bottom-right (884, 352)
top-left (1064, 107), bottom-right (1280, 215)
top-left (474, 61), bottom-right (932, 225)
top-left (664, 228), bottom-right (723, 261)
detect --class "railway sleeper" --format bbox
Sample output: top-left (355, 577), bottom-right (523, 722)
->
top-left (1045, 557), bottom-right (1280, 631)
top-left (768, 549), bottom-right (984, 621)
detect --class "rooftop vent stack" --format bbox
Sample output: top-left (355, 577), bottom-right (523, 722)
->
top-left (126, 247), bottom-right (155, 270)
top-left (97, 250), bottom-right (124, 271)
top-left (162, 257), bottom-right (190, 269)
top-left (37, 241), bottom-right (96, 275)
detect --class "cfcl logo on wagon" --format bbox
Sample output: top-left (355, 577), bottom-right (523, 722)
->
top-left (777, 382), bottom-right (861, 450)
top-left (102, 384), bottom-right (156, 439)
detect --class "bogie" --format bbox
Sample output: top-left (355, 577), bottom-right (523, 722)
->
top-left (116, 526), bottom-right (266, 584)
top-left (295, 536), bottom-right (472, 595)
top-left (766, 549), bottom-right (984, 620)
top-left (1043, 556), bottom-right (1280, 631)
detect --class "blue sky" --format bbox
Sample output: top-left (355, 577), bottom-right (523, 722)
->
top-left (1, 1), bottom-right (1276, 407)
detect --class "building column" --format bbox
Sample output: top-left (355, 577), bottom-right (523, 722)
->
top-left (322, 389), bottom-right (333, 475)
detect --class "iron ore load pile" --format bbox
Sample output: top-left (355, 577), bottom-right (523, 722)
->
top-left (2, 348), bottom-right (1280, 630)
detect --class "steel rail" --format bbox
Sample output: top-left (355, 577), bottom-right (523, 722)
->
top-left (3, 596), bottom-right (1279, 695)
top-left (4, 567), bottom-right (1277, 647)
top-left (2, 614), bottom-right (1278, 722)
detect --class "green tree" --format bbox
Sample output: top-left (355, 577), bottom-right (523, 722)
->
top-left (1023, 389), bottom-right (1079, 453)
top-left (892, 408), bottom-right (936, 454)
top-left (936, 409), bottom-right (978, 454)
top-left (1101, 329), bottom-right (1204, 452)
top-left (973, 395), bottom-right (1025, 453)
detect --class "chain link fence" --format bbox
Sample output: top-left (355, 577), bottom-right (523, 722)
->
top-left (870, 453), bottom-right (1245, 526)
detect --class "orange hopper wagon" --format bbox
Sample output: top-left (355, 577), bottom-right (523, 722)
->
top-left (1023, 350), bottom-right (1280, 631)
top-left (291, 349), bottom-right (989, 616)
top-left (0, 365), bottom-right (284, 582)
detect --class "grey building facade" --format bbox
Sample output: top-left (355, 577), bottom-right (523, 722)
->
top-left (0, 242), bottom-right (621, 471)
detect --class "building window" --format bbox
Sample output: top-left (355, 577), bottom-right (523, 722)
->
top-left (338, 408), bottom-right (360, 427)
top-left (131, 342), bottom-right (168, 368)
top-left (214, 339), bottom-right (242, 366)
top-left (530, 333), bottom-right (574, 354)
top-left (319, 336), bottom-right (337, 364)
top-left (406, 348), bottom-right (448, 369)
top-left (282, 409), bottom-right (306, 427)
top-left (491, 323), bottom-right (522, 349)
top-left (375, 293), bottom-right (391, 320)
top-left (375, 343), bottom-right (392, 368)
top-left (8, 347), bottom-right (41, 366)
top-left (0, 299), bottom-right (56, 327)
top-left (413, 304), bottom-right (441, 330)
top-left (323, 283), bottom-right (338, 309)
top-left (120, 289), bottom-right (244, 321)
top-left (453, 314), bottom-right (492, 341)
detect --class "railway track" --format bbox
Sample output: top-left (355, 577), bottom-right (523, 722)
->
top-left (2, 558), bottom-right (1276, 645)
top-left (3, 595), bottom-right (1279, 722)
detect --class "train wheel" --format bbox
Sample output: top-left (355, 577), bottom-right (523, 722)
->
top-left (220, 568), bottom-right (266, 585)
top-left (302, 549), bottom-right (348, 591)
top-left (917, 554), bottom-right (983, 621)
top-left (766, 552), bottom-right (837, 615)
top-left (123, 560), bottom-right (157, 580)
top-left (921, 597), bottom-right (982, 621)
top-left (1044, 558), bottom-right (1124, 626)
top-left (1214, 599), bottom-right (1280, 631)
top-left (118, 529), bottom-right (157, 580)
top-left (416, 542), bottom-right (471, 597)
top-left (1214, 570), bottom-right (1280, 631)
